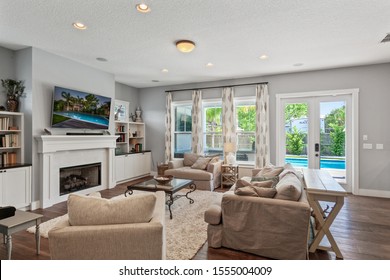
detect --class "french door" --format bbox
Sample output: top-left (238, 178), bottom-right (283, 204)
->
top-left (277, 93), bottom-right (354, 192)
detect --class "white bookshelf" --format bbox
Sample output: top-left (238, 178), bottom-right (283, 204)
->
top-left (0, 111), bottom-right (24, 164)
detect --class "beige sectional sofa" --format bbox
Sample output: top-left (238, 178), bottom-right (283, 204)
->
top-left (48, 191), bottom-right (166, 260)
top-left (205, 164), bottom-right (311, 260)
top-left (165, 153), bottom-right (222, 191)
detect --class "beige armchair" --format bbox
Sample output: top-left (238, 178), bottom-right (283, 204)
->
top-left (165, 153), bottom-right (222, 191)
top-left (48, 191), bottom-right (166, 260)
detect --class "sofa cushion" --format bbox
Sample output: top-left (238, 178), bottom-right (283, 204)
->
top-left (183, 153), bottom-right (201, 166)
top-left (68, 193), bottom-right (156, 226)
top-left (165, 167), bottom-right (213, 180)
top-left (253, 166), bottom-right (284, 177)
top-left (274, 173), bottom-right (302, 201)
top-left (234, 179), bottom-right (276, 198)
top-left (191, 156), bottom-right (212, 170)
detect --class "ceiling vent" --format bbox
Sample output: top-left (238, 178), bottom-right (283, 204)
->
top-left (380, 33), bottom-right (390, 43)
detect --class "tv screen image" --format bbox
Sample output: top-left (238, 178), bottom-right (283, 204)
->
top-left (51, 86), bottom-right (111, 129)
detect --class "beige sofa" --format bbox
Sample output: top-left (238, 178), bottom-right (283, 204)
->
top-left (48, 191), bottom-right (166, 260)
top-left (205, 164), bottom-right (311, 260)
top-left (165, 153), bottom-right (222, 191)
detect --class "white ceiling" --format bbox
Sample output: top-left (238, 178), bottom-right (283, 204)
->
top-left (1, 0), bottom-right (390, 88)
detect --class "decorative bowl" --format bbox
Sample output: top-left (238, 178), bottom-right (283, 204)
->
top-left (154, 175), bottom-right (173, 185)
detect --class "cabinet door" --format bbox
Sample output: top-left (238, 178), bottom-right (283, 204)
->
top-left (115, 156), bottom-right (125, 182)
top-left (140, 153), bottom-right (151, 175)
top-left (124, 154), bottom-right (135, 179)
top-left (1, 167), bottom-right (31, 208)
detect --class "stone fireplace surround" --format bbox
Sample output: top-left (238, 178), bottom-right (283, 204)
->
top-left (36, 135), bottom-right (118, 208)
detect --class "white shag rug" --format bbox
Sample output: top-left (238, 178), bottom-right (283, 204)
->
top-left (27, 190), bottom-right (223, 260)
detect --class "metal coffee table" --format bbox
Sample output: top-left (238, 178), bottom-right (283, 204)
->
top-left (125, 178), bottom-right (196, 219)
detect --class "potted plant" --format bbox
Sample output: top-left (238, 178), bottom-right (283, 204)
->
top-left (1, 79), bottom-right (26, 112)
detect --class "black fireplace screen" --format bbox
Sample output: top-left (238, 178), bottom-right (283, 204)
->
top-left (59, 162), bottom-right (101, 195)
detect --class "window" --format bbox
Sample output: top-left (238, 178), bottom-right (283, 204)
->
top-left (203, 103), bottom-right (223, 155)
top-left (236, 99), bottom-right (256, 164)
top-left (171, 98), bottom-right (256, 164)
top-left (173, 104), bottom-right (192, 158)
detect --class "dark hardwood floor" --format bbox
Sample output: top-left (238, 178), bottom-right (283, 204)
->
top-left (1, 177), bottom-right (390, 260)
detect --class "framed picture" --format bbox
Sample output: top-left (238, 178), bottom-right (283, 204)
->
top-left (114, 100), bottom-right (129, 122)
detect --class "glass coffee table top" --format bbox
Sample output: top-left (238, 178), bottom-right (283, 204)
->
top-left (125, 178), bottom-right (196, 219)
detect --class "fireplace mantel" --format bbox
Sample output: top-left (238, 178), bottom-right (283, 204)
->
top-left (35, 135), bottom-right (118, 153)
top-left (35, 135), bottom-right (118, 208)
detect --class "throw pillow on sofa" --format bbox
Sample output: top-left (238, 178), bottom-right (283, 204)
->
top-left (274, 173), bottom-right (302, 201)
top-left (68, 193), bottom-right (156, 226)
top-left (234, 179), bottom-right (277, 198)
top-left (183, 153), bottom-right (201, 166)
top-left (191, 156), bottom-right (212, 170)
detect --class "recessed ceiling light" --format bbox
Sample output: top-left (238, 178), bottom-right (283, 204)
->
top-left (136, 3), bottom-right (151, 13)
top-left (176, 40), bottom-right (196, 53)
top-left (293, 63), bottom-right (304, 67)
top-left (206, 62), bottom-right (214, 67)
top-left (259, 55), bottom-right (268, 60)
top-left (72, 22), bottom-right (87, 30)
top-left (96, 57), bottom-right (108, 62)
top-left (152, 80), bottom-right (159, 82)
top-left (161, 68), bottom-right (169, 73)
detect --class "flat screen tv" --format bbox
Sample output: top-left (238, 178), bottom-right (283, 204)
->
top-left (51, 86), bottom-right (111, 129)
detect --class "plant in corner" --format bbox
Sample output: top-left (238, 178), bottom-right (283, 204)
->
top-left (1, 79), bottom-right (26, 112)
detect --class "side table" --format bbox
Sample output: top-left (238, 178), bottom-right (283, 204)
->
top-left (221, 164), bottom-right (239, 189)
top-left (0, 210), bottom-right (43, 260)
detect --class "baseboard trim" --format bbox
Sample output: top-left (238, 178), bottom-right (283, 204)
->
top-left (30, 200), bottom-right (41, 211)
top-left (357, 188), bottom-right (390, 198)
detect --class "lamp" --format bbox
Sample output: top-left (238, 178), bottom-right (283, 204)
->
top-left (224, 142), bottom-right (236, 165)
top-left (176, 40), bottom-right (196, 53)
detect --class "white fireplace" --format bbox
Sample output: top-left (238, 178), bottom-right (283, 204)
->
top-left (35, 135), bottom-right (118, 208)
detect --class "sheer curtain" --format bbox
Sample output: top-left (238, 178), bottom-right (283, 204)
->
top-left (191, 90), bottom-right (203, 154)
top-left (255, 84), bottom-right (270, 168)
top-left (164, 92), bottom-right (172, 162)
top-left (222, 87), bottom-right (237, 160)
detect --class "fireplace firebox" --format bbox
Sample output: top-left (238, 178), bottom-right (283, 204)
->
top-left (60, 162), bottom-right (101, 195)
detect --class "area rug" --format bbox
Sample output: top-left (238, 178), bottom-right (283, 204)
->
top-left (27, 190), bottom-right (223, 260)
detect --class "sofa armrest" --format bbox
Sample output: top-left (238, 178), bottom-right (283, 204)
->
top-left (207, 160), bottom-right (222, 176)
top-left (205, 204), bottom-right (222, 225)
top-left (168, 159), bottom-right (184, 169)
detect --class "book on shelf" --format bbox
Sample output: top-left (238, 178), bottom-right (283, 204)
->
top-left (0, 152), bottom-right (17, 165)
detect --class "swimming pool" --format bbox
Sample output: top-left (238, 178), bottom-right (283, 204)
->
top-left (285, 157), bottom-right (345, 169)
top-left (55, 112), bottom-right (109, 126)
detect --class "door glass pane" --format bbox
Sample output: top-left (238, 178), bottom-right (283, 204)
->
top-left (320, 101), bottom-right (346, 183)
top-left (284, 103), bottom-right (308, 168)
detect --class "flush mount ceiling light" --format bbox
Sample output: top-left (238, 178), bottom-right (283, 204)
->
top-left (72, 22), bottom-right (87, 30)
top-left (136, 3), bottom-right (151, 13)
top-left (176, 40), bottom-right (196, 53)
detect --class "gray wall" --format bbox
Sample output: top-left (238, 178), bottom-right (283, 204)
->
top-left (31, 48), bottom-right (116, 202)
top-left (139, 63), bottom-right (390, 192)
top-left (115, 82), bottom-right (139, 118)
top-left (15, 48), bottom-right (33, 164)
top-left (0, 46), bottom-right (16, 107)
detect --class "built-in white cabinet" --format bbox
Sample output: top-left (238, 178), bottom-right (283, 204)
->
top-left (0, 165), bottom-right (31, 209)
top-left (115, 152), bottom-right (151, 183)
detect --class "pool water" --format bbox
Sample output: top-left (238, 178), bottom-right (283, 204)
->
top-left (56, 112), bottom-right (109, 126)
top-left (285, 157), bottom-right (345, 169)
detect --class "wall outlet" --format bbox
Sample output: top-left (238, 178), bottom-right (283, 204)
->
top-left (376, 144), bottom-right (384, 150)
top-left (363, 135), bottom-right (368, 141)
top-left (363, 143), bottom-right (373, 149)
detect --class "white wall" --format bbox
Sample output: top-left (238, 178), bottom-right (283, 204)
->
top-left (139, 63), bottom-right (390, 194)
top-left (31, 48), bottom-right (115, 203)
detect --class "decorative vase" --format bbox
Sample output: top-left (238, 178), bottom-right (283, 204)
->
top-left (6, 98), bottom-right (19, 112)
top-left (135, 106), bottom-right (142, 122)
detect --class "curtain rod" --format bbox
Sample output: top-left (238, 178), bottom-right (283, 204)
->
top-left (165, 82), bottom-right (268, 93)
